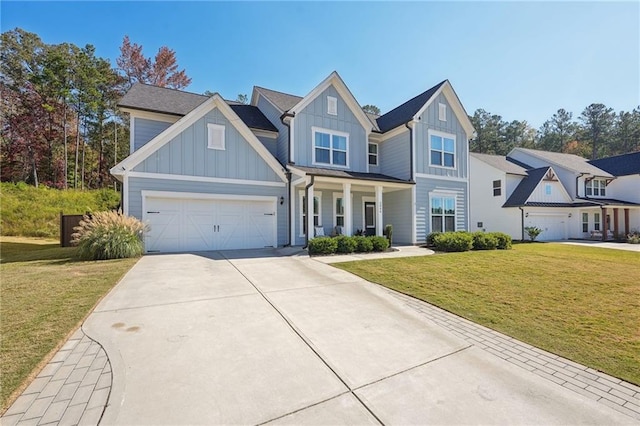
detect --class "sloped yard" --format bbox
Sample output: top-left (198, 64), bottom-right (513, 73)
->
top-left (335, 243), bottom-right (640, 385)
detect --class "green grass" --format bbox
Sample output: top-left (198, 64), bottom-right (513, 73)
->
top-left (0, 182), bottom-right (120, 238)
top-left (335, 243), bottom-right (640, 385)
top-left (0, 236), bottom-right (138, 413)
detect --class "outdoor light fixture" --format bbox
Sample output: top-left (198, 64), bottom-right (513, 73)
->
top-left (525, 212), bottom-right (529, 217)
top-left (279, 196), bottom-right (284, 205)
top-left (568, 213), bottom-right (572, 218)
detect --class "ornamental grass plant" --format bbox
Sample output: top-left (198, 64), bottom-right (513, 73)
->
top-left (72, 211), bottom-right (148, 260)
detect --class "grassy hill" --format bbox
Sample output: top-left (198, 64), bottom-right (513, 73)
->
top-left (0, 182), bottom-right (120, 238)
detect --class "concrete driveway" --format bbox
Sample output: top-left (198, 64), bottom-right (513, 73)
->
top-left (83, 250), bottom-right (634, 425)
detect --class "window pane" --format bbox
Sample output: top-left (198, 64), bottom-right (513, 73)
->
top-left (586, 187), bottom-right (592, 196)
top-left (313, 196), bottom-right (319, 214)
top-left (432, 216), bottom-right (443, 233)
top-left (336, 216), bottom-right (344, 226)
top-left (431, 135), bottom-right (442, 150)
top-left (316, 148), bottom-right (330, 163)
top-left (336, 198), bottom-right (344, 215)
top-left (493, 180), bottom-right (501, 189)
top-left (368, 143), bottom-right (377, 154)
top-left (444, 138), bottom-right (455, 153)
top-left (333, 151), bottom-right (347, 166)
top-left (302, 196), bottom-right (306, 214)
top-left (369, 154), bottom-right (377, 165)
top-left (444, 198), bottom-right (455, 215)
top-left (315, 132), bottom-right (330, 148)
top-left (444, 153), bottom-right (454, 167)
top-left (445, 216), bottom-right (455, 232)
top-left (431, 197), bottom-right (442, 214)
top-left (582, 223), bottom-right (588, 232)
top-left (582, 213), bottom-right (588, 222)
top-left (332, 135), bottom-right (347, 151)
top-left (431, 150), bottom-right (442, 166)
top-left (313, 216), bottom-right (319, 226)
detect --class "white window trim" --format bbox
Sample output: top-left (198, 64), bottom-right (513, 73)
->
top-left (428, 129), bottom-right (456, 169)
top-left (582, 212), bottom-right (589, 233)
top-left (586, 179), bottom-right (606, 197)
top-left (594, 212), bottom-right (601, 231)
top-left (327, 96), bottom-right (337, 115)
top-left (438, 103), bottom-right (447, 121)
top-left (299, 190), bottom-right (322, 237)
top-left (207, 123), bottom-right (225, 150)
top-left (333, 192), bottom-right (354, 228)
top-left (545, 183), bottom-right (552, 196)
top-left (311, 126), bottom-right (349, 168)
top-left (492, 179), bottom-right (501, 197)
top-left (368, 143), bottom-right (378, 166)
top-left (429, 192), bottom-right (457, 233)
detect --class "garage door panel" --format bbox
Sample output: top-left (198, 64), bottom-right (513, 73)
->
top-left (525, 214), bottom-right (566, 241)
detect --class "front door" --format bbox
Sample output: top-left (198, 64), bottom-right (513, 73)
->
top-left (364, 202), bottom-right (376, 236)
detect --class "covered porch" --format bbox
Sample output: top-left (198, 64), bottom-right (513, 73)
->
top-left (288, 166), bottom-right (414, 247)
top-left (580, 200), bottom-right (640, 241)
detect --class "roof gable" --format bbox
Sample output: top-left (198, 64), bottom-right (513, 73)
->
top-left (510, 148), bottom-right (612, 177)
top-left (118, 83), bottom-right (209, 116)
top-left (470, 152), bottom-right (529, 175)
top-left (588, 151), bottom-right (640, 176)
top-left (504, 166), bottom-right (571, 206)
top-left (111, 94), bottom-right (285, 182)
top-left (251, 86), bottom-right (302, 113)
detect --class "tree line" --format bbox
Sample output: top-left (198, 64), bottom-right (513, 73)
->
top-left (469, 104), bottom-right (640, 159)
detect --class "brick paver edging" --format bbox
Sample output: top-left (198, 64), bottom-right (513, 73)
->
top-left (383, 287), bottom-right (640, 421)
top-left (1, 329), bottom-right (112, 426)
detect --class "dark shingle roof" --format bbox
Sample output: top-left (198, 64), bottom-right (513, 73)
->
top-left (118, 83), bottom-right (209, 116)
top-left (503, 167), bottom-right (550, 207)
top-left (253, 86), bottom-right (302, 112)
top-left (576, 198), bottom-right (640, 207)
top-left (118, 83), bottom-right (277, 132)
top-left (291, 166), bottom-right (413, 184)
top-left (588, 151), bottom-right (640, 177)
top-left (470, 152), bottom-right (529, 175)
top-left (375, 80), bottom-right (446, 133)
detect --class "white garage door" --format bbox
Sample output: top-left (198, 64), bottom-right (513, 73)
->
top-left (143, 196), bottom-right (276, 253)
top-left (525, 214), bottom-right (567, 241)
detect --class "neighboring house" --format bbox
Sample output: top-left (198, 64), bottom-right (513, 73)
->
top-left (470, 148), bottom-right (640, 241)
top-left (111, 71), bottom-right (475, 253)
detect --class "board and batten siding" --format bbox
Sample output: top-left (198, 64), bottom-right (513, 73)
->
top-left (257, 95), bottom-right (289, 166)
top-left (415, 177), bottom-right (468, 242)
top-left (380, 130), bottom-right (411, 180)
top-left (128, 177), bottom-right (288, 246)
top-left (133, 108), bottom-right (283, 183)
top-left (293, 85), bottom-right (368, 172)
top-left (257, 135), bottom-right (278, 158)
top-left (528, 179), bottom-right (570, 203)
top-left (415, 92), bottom-right (469, 179)
top-left (134, 118), bottom-right (173, 151)
top-left (383, 189), bottom-right (413, 244)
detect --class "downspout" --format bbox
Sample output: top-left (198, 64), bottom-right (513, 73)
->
top-left (285, 171), bottom-right (292, 246)
top-left (405, 122), bottom-right (414, 181)
top-left (303, 176), bottom-right (315, 249)
top-left (280, 112), bottom-right (295, 165)
top-left (518, 206), bottom-right (525, 241)
top-left (575, 173), bottom-right (587, 198)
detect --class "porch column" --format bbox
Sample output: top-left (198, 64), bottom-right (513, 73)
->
top-left (624, 208), bottom-right (630, 236)
top-left (343, 182), bottom-right (352, 236)
top-left (613, 208), bottom-right (619, 239)
top-left (601, 207), bottom-right (607, 241)
top-left (307, 184), bottom-right (314, 240)
top-left (375, 185), bottom-right (383, 236)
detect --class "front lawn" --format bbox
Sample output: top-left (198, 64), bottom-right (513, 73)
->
top-left (335, 243), bottom-right (640, 385)
top-left (0, 237), bottom-right (138, 413)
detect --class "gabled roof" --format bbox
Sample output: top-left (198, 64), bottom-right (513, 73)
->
top-left (470, 152), bottom-right (529, 175)
top-left (503, 167), bottom-right (551, 207)
top-left (510, 148), bottom-right (612, 177)
top-left (588, 151), bottom-right (640, 177)
top-left (252, 86), bottom-right (302, 113)
top-left (227, 104), bottom-right (278, 132)
top-left (376, 81), bottom-right (446, 133)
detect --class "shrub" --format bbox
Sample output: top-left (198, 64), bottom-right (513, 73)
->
top-left (384, 224), bottom-right (393, 246)
top-left (433, 231), bottom-right (473, 252)
top-left (72, 211), bottom-right (147, 260)
top-left (524, 226), bottom-right (543, 241)
top-left (353, 235), bottom-right (374, 252)
top-left (335, 235), bottom-right (357, 253)
top-left (370, 235), bottom-right (390, 252)
top-left (472, 231), bottom-right (498, 250)
top-left (491, 232), bottom-right (513, 249)
top-left (426, 232), bottom-right (441, 247)
top-left (308, 236), bottom-right (337, 255)
top-left (627, 230), bottom-right (640, 244)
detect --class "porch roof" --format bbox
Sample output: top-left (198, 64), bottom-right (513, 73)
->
top-left (505, 200), bottom-right (640, 208)
top-left (576, 198), bottom-right (640, 208)
top-left (289, 165), bottom-right (414, 185)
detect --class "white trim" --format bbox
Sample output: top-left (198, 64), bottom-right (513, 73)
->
top-left (375, 185), bottom-right (383, 236)
top-left (414, 81), bottom-right (475, 137)
top-left (251, 128), bottom-right (278, 139)
top-left (327, 96), bottom-right (337, 115)
top-left (333, 192), bottom-right (344, 228)
top-left (311, 126), bottom-right (350, 168)
top-left (289, 116), bottom-right (295, 164)
top-left (368, 142), bottom-right (378, 168)
top-left (298, 190), bottom-right (323, 237)
top-left (289, 178), bottom-right (296, 244)
top-left (524, 166), bottom-right (572, 204)
top-left (123, 172), bottom-right (129, 215)
top-left (411, 185), bottom-right (417, 244)
top-left (429, 192), bottom-right (457, 233)
top-left (288, 71), bottom-right (373, 133)
top-left (123, 109), bottom-right (181, 123)
top-left (411, 121), bottom-right (417, 181)
top-left (415, 173), bottom-right (467, 183)
top-left (129, 117), bottom-right (135, 155)
top-left (111, 94), bottom-right (286, 183)
top-left (207, 123), bottom-right (225, 150)
top-left (141, 190), bottom-right (277, 203)
top-left (287, 165), bottom-right (414, 189)
top-left (343, 183), bottom-right (352, 236)
top-left (428, 129), bottom-right (457, 169)
top-left (127, 171), bottom-right (285, 187)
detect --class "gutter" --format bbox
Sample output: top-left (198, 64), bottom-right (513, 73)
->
top-left (303, 176), bottom-right (315, 249)
top-left (280, 112), bottom-right (295, 164)
top-left (518, 206), bottom-right (525, 241)
top-left (575, 173), bottom-right (587, 198)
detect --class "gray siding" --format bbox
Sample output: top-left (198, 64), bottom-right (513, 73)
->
top-left (415, 93), bottom-right (469, 179)
top-left (293, 85), bottom-right (368, 171)
top-left (128, 177), bottom-right (288, 246)
top-left (134, 108), bottom-right (283, 183)
top-left (257, 96), bottom-right (289, 165)
top-left (257, 135), bottom-right (278, 158)
top-left (415, 177), bottom-right (468, 242)
top-left (380, 130), bottom-right (411, 180)
top-left (383, 189), bottom-right (413, 245)
top-left (134, 118), bottom-right (172, 151)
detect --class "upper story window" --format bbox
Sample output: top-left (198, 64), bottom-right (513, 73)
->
top-left (429, 131), bottom-right (456, 168)
top-left (368, 143), bottom-right (378, 166)
top-left (493, 180), bottom-right (501, 196)
top-left (207, 123), bottom-right (225, 150)
top-left (545, 183), bottom-right (552, 195)
top-left (586, 179), bottom-right (606, 197)
top-left (438, 103), bottom-right (447, 121)
top-left (312, 127), bottom-right (348, 167)
top-left (327, 96), bottom-right (337, 115)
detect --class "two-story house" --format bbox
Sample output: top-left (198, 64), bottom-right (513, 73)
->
top-left (470, 148), bottom-right (640, 241)
top-left (111, 71), bottom-right (474, 253)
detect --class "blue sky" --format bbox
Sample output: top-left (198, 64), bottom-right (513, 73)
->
top-left (2, 1), bottom-right (639, 128)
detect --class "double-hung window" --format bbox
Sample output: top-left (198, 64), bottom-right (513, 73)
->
top-left (431, 196), bottom-right (456, 232)
top-left (492, 180), bottom-right (501, 197)
top-left (594, 212), bottom-right (601, 231)
top-left (313, 127), bottom-right (348, 167)
top-left (334, 194), bottom-right (344, 227)
top-left (429, 131), bottom-right (455, 168)
top-left (586, 179), bottom-right (606, 197)
top-left (300, 191), bottom-right (322, 236)
top-left (582, 213), bottom-right (589, 233)
top-left (368, 143), bottom-right (378, 166)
